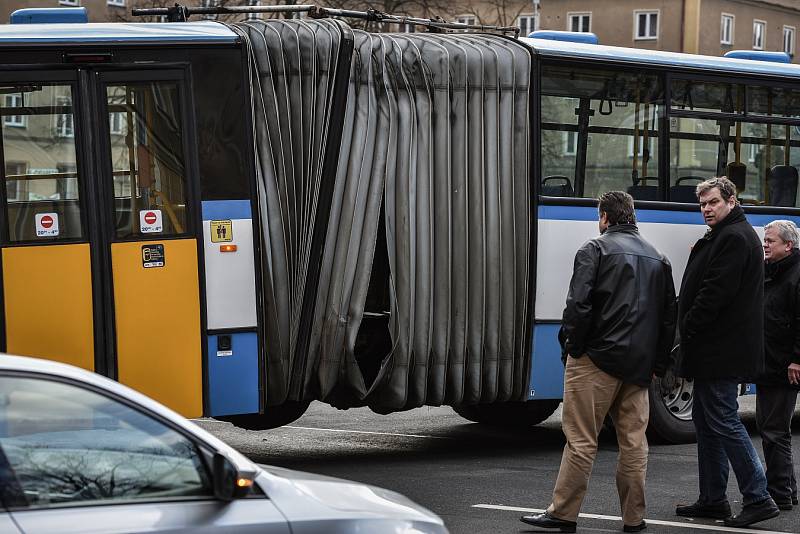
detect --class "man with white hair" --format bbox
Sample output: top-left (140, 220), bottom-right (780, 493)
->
top-left (758, 219), bottom-right (800, 511)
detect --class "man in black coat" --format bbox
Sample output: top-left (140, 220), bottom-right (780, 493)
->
top-left (757, 219), bottom-right (800, 511)
top-left (676, 177), bottom-right (779, 527)
top-left (522, 191), bottom-right (676, 533)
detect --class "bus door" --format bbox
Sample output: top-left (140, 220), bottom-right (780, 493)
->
top-left (0, 73), bottom-right (95, 373)
top-left (96, 71), bottom-right (203, 418)
top-left (0, 69), bottom-right (204, 418)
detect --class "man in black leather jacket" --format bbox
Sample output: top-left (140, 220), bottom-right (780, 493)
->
top-left (521, 191), bottom-right (676, 534)
top-left (675, 177), bottom-right (779, 527)
top-left (757, 219), bottom-right (800, 511)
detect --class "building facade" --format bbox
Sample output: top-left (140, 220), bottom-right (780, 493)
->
top-left (539, 0), bottom-right (800, 62)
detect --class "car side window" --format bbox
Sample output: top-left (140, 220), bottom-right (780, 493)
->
top-left (0, 375), bottom-right (213, 509)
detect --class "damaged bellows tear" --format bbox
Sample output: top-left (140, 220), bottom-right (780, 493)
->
top-left (231, 20), bottom-right (533, 411)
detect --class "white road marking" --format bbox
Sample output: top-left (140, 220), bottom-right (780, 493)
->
top-left (283, 425), bottom-right (455, 439)
top-left (472, 504), bottom-right (791, 534)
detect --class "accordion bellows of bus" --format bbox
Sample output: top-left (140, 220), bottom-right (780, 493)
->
top-left (232, 20), bottom-right (533, 411)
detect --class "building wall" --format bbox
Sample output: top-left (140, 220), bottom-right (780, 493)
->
top-left (539, 0), bottom-right (682, 50)
top-left (699, 0), bottom-right (800, 58)
top-left (540, 0), bottom-right (800, 62)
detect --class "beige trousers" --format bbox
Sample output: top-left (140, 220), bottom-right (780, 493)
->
top-left (546, 354), bottom-right (650, 525)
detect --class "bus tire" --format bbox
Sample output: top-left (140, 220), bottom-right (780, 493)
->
top-left (453, 400), bottom-right (561, 427)
top-left (216, 400), bottom-right (311, 430)
top-left (647, 375), bottom-right (696, 444)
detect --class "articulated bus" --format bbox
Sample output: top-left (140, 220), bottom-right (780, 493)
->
top-left (1, 6), bottom-right (798, 444)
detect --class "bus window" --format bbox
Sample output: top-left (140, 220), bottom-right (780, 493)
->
top-left (669, 80), bottom-right (800, 207)
top-left (1, 84), bottom-right (83, 242)
top-left (670, 79), bottom-right (743, 115)
top-left (106, 82), bottom-right (187, 238)
top-left (540, 65), bottom-right (663, 199)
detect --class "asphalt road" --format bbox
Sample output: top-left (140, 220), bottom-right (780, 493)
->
top-left (196, 396), bottom-right (800, 534)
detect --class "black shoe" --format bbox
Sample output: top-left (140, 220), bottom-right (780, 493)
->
top-left (623, 520), bottom-right (647, 532)
top-left (520, 511), bottom-right (577, 533)
top-left (723, 498), bottom-right (780, 527)
top-left (775, 501), bottom-right (793, 511)
top-left (676, 500), bottom-right (732, 519)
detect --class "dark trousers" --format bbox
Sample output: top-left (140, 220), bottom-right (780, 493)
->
top-left (756, 385), bottom-right (799, 503)
top-left (693, 379), bottom-right (770, 506)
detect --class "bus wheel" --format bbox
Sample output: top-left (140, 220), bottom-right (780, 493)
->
top-left (453, 400), bottom-right (561, 427)
top-left (647, 372), bottom-right (696, 444)
top-left (216, 400), bottom-right (311, 430)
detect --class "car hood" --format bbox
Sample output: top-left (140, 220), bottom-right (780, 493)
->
top-left (256, 464), bottom-right (445, 528)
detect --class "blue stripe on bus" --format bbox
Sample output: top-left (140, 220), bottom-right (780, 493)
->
top-left (207, 332), bottom-right (260, 416)
top-left (201, 200), bottom-right (252, 221)
top-left (528, 323), bottom-right (565, 400)
top-left (538, 204), bottom-right (800, 227)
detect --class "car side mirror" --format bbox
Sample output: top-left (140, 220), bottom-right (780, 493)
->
top-left (212, 452), bottom-right (255, 501)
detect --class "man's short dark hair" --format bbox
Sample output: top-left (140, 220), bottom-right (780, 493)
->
top-left (696, 176), bottom-right (738, 202)
top-left (598, 191), bottom-right (636, 226)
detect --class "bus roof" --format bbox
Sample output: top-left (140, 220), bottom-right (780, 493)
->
top-left (521, 37), bottom-right (800, 80)
top-left (0, 21), bottom-right (238, 46)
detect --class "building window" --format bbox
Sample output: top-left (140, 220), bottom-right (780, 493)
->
top-left (56, 97), bottom-right (74, 138)
top-left (456, 14), bottom-right (477, 26)
top-left (563, 131), bottom-right (577, 156)
top-left (518, 14), bottom-right (537, 37)
top-left (109, 112), bottom-right (126, 135)
top-left (721, 13), bottom-right (734, 45)
top-left (784, 25), bottom-right (795, 56)
top-left (3, 94), bottom-right (26, 128)
top-left (246, 0), bottom-right (262, 20)
top-left (59, 0), bottom-right (79, 5)
top-left (635, 10), bottom-right (659, 40)
top-left (567, 12), bottom-right (591, 33)
top-left (753, 20), bottom-right (766, 50)
top-left (107, 0), bottom-right (125, 6)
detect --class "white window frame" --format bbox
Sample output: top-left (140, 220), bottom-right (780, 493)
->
top-left (109, 112), bottom-right (125, 135)
top-left (456, 14), bottom-right (477, 26)
top-left (567, 12), bottom-right (591, 33)
top-left (721, 13), bottom-right (734, 45)
top-left (4, 94), bottom-right (26, 128)
top-left (107, 0), bottom-right (125, 7)
top-left (202, 0), bottom-right (218, 21)
top-left (56, 97), bottom-right (74, 138)
top-left (517, 14), bottom-right (538, 37)
top-left (784, 25), bottom-right (796, 56)
top-left (753, 19), bottom-right (766, 50)
top-left (634, 10), bottom-right (659, 41)
top-left (563, 131), bottom-right (577, 156)
top-left (246, 0), bottom-right (262, 21)
top-left (627, 136), bottom-right (651, 158)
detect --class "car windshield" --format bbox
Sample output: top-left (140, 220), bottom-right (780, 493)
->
top-left (0, 375), bottom-right (212, 509)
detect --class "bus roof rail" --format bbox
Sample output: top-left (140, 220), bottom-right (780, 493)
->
top-left (529, 30), bottom-right (599, 45)
top-left (131, 3), bottom-right (520, 36)
top-left (10, 7), bottom-right (89, 24)
top-left (723, 50), bottom-right (791, 63)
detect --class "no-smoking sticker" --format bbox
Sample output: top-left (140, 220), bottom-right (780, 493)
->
top-left (35, 213), bottom-right (59, 237)
top-left (139, 209), bottom-right (163, 233)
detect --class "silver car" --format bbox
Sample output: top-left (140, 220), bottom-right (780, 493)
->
top-left (0, 355), bottom-right (448, 534)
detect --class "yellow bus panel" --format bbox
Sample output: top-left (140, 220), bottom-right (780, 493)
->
top-left (112, 239), bottom-right (203, 418)
top-left (2, 244), bottom-right (94, 370)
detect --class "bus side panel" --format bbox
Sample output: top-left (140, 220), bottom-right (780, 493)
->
top-left (528, 323), bottom-right (565, 400)
top-left (112, 239), bottom-right (203, 418)
top-left (2, 244), bottom-right (94, 370)
top-left (202, 200), bottom-right (259, 417)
